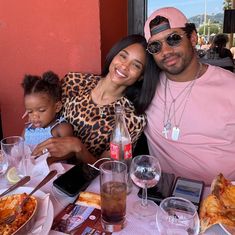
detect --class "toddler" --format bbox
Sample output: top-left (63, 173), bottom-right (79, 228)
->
top-left (21, 71), bottom-right (73, 152)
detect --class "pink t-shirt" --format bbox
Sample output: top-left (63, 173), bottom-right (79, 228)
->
top-left (145, 65), bottom-right (235, 185)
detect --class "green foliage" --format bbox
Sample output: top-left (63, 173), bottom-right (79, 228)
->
top-left (198, 24), bottom-right (220, 35)
top-left (223, 0), bottom-right (232, 10)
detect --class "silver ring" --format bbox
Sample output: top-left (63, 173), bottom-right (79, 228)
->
top-left (42, 148), bottom-right (49, 154)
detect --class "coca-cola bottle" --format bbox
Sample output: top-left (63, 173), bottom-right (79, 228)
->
top-left (110, 105), bottom-right (133, 194)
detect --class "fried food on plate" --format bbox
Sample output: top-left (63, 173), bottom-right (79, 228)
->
top-left (200, 173), bottom-right (235, 233)
top-left (211, 173), bottom-right (232, 197)
top-left (219, 185), bottom-right (235, 209)
top-left (0, 193), bottom-right (37, 235)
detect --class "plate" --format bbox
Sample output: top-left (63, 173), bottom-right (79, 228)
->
top-left (0, 193), bottom-right (37, 235)
top-left (205, 181), bottom-right (235, 235)
top-left (205, 224), bottom-right (230, 235)
top-left (0, 186), bottom-right (54, 235)
top-left (219, 224), bottom-right (233, 235)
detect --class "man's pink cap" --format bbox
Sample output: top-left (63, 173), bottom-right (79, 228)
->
top-left (144, 7), bottom-right (188, 42)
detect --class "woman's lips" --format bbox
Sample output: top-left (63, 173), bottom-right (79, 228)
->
top-left (115, 68), bottom-right (127, 78)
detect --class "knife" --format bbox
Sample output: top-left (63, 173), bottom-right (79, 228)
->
top-left (0, 176), bottom-right (31, 198)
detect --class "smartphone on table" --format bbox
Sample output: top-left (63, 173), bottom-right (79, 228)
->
top-left (53, 164), bottom-right (92, 197)
top-left (171, 177), bottom-right (205, 211)
top-left (138, 172), bottom-right (175, 205)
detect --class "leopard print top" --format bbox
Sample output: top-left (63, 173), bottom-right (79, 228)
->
top-left (61, 72), bottom-right (146, 159)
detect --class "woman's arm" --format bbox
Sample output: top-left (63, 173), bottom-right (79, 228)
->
top-left (32, 136), bottom-right (100, 164)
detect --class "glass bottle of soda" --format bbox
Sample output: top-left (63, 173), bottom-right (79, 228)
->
top-left (110, 105), bottom-right (133, 194)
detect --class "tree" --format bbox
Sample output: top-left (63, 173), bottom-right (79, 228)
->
top-left (198, 24), bottom-right (220, 35)
top-left (223, 0), bottom-right (232, 9)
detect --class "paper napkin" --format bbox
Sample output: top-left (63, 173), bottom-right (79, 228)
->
top-left (21, 144), bottom-right (65, 178)
top-left (20, 153), bottom-right (50, 178)
top-left (28, 194), bottom-right (51, 235)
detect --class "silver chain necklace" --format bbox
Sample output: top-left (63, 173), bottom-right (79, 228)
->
top-left (162, 63), bottom-right (202, 140)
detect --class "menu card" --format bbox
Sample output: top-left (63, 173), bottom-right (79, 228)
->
top-left (51, 203), bottom-right (111, 234)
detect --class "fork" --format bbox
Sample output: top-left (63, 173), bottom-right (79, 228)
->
top-left (0, 170), bottom-right (57, 225)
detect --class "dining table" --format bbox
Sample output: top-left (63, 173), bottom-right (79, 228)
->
top-left (0, 162), bottom-right (231, 235)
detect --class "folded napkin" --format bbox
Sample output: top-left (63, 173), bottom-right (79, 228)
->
top-left (20, 153), bottom-right (50, 178)
top-left (27, 193), bottom-right (51, 235)
top-left (21, 145), bottom-right (65, 178)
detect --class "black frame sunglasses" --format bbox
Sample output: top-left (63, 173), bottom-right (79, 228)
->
top-left (147, 33), bottom-right (186, 55)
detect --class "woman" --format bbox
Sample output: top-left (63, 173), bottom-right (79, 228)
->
top-left (32, 34), bottom-right (159, 165)
top-left (205, 33), bottom-right (234, 72)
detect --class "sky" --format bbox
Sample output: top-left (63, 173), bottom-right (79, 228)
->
top-left (148, 0), bottom-right (224, 18)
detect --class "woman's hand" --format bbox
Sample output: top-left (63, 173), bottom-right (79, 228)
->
top-left (32, 136), bottom-right (82, 159)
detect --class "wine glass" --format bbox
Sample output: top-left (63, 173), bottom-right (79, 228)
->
top-left (156, 197), bottom-right (200, 235)
top-left (130, 155), bottom-right (161, 217)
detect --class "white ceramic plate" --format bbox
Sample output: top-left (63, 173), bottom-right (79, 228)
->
top-left (205, 224), bottom-right (229, 235)
top-left (0, 193), bottom-right (37, 235)
top-left (0, 186), bottom-right (54, 235)
top-left (219, 224), bottom-right (232, 235)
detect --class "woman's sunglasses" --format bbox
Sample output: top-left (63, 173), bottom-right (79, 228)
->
top-left (147, 33), bottom-right (186, 54)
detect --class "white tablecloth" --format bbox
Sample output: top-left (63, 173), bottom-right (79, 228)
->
top-left (0, 163), bottom-right (229, 235)
top-left (48, 172), bottom-right (229, 235)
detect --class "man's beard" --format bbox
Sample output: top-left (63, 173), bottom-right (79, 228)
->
top-left (156, 49), bottom-right (194, 75)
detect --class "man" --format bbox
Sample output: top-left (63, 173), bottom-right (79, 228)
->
top-left (144, 7), bottom-right (235, 185)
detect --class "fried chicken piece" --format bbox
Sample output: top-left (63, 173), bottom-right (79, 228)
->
top-left (220, 185), bottom-right (235, 209)
top-left (211, 173), bottom-right (231, 197)
top-left (200, 174), bottom-right (235, 233)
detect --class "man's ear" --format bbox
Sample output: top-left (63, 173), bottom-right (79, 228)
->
top-left (190, 31), bottom-right (198, 47)
top-left (55, 101), bottom-right (63, 113)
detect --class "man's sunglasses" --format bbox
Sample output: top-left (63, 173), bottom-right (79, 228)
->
top-left (147, 33), bottom-right (185, 54)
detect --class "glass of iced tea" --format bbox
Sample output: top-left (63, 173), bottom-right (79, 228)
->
top-left (99, 160), bottom-right (127, 233)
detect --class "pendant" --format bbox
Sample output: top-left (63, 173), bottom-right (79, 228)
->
top-left (172, 127), bottom-right (180, 141)
top-left (165, 122), bottom-right (171, 130)
top-left (162, 127), bottom-right (169, 139)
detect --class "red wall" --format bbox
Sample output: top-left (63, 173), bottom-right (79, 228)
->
top-left (0, 0), bottom-right (127, 137)
top-left (100, 0), bottom-right (128, 66)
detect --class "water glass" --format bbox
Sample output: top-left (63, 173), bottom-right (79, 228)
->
top-left (156, 197), bottom-right (200, 235)
top-left (0, 150), bottom-right (8, 175)
top-left (100, 160), bottom-right (127, 232)
top-left (1, 136), bottom-right (26, 179)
